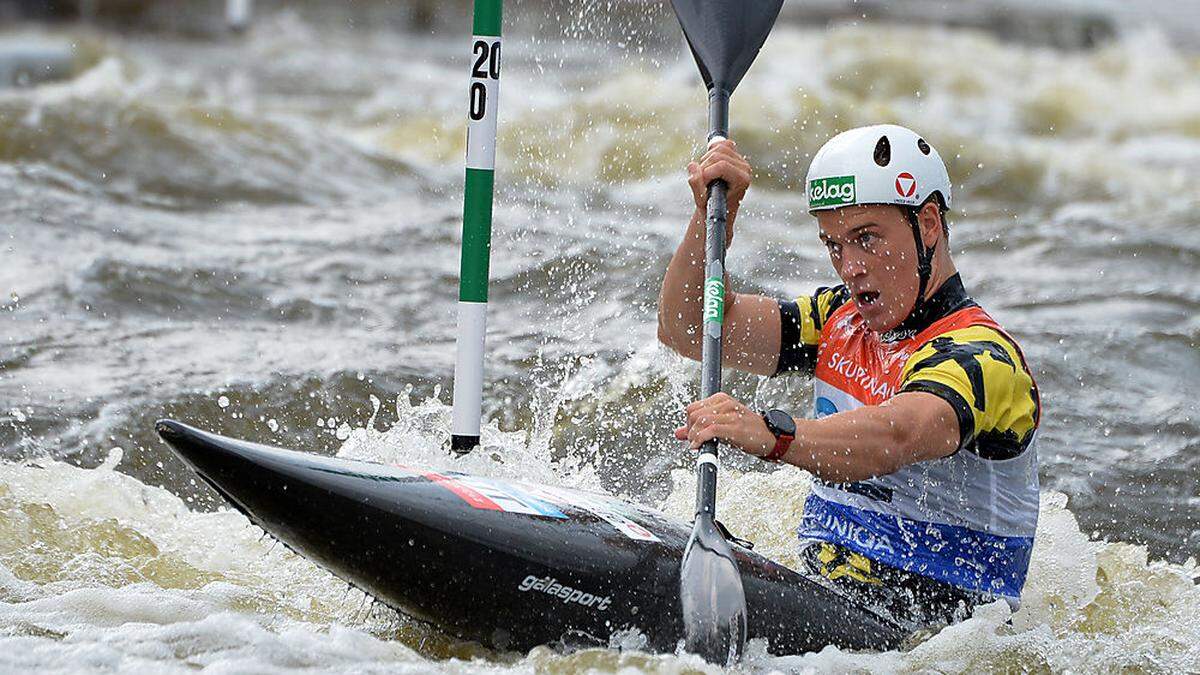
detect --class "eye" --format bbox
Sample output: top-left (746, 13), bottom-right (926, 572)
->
top-left (857, 232), bottom-right (878, 249)
top-left (824, 239), bottom-right (842, 257)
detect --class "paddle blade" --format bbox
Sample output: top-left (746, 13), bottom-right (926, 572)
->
top-left (679, 514), bottom-right (747, 664)
top-left (670, 0), bottom-right (784, 94)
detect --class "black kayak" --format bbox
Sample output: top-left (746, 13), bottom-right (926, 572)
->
top-left (155, 419), bottom-right (907, 655)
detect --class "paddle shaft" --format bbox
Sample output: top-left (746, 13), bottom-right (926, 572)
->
top-left (696, 88), bottom-right (730, 519)
top-left (671, 0), bottom-right (782, 661)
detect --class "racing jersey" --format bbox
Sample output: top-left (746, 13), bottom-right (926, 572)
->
top-left (776, 274), bottom-right (1041, 601)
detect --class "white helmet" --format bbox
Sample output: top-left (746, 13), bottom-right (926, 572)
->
top-left (806, 124), bottom-right (951, 214)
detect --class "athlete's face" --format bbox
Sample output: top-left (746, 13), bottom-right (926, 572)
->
top-left (816, 205), bottom-right (920, 332)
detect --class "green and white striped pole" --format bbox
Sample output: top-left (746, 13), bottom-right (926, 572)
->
top-left (451, 0), bottom-right (502, 453)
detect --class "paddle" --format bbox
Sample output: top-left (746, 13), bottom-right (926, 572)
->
top-left (668, 0), bottom-right (784, 665)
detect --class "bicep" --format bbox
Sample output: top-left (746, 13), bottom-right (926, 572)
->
top-left (720, 293), bottom-right (781, 376)
top-left (712, 285), bottom-right (847, 378)
top-left (879, 391), bottom-right (962, 463)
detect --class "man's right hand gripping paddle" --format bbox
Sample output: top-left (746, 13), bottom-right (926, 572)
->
top-left (667, 0), bottom-right (784, 665)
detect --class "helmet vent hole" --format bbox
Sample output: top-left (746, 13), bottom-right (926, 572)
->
top-left (873, 136), bottom-right (891, 167)
top-left (917, 138), bottom-right (931, 155)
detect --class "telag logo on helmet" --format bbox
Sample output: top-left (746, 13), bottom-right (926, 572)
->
top-left (894, 172), bottom-right (917, 199)
top-left (809, 175), bottom-right (857, 209)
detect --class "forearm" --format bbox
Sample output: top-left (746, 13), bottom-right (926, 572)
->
top-left (778, 405), bottom-right (917, 482)
top-left (657, 206), bottom-right (733, 357)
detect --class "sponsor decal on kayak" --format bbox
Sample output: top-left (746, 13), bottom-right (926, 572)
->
top-left (528, 484), bottom-right (661, 542)
top-left (424, 471), bottom-right (567, 518)
top-left (518, 574), bottom-right (612, 610)
top-left (312, 464), bottom-right (565, 516)
top-left (808, 175), bottom-right (857, 208)
top-left (317, 463), bottom-right (660, 542)
top-left (433, 474), bottom-right (661, 542)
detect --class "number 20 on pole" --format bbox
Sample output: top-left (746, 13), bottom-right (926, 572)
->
top-left (469, 40), bottom-right (500, 121)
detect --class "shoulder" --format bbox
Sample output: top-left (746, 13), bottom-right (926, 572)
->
top-left (914, 321), bottom-right (1030, 374)
top-left (900, 319), bottom-right (1040, 460)
top-left (787, 285), bottom-right (853, 335)
top-left (775, 284), bottom-right (852, 376)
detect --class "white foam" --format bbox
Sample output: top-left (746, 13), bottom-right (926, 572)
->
top-left (3, 400), bottom-right (1199, 673)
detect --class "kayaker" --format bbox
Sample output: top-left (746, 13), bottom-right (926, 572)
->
top-left (658, 124), bottom-right (1042, 631)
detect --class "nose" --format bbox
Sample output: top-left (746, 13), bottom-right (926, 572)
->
top-left (837, 246), bottom-right (869, 279)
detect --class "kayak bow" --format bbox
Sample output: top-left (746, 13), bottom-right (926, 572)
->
top-left (155, 419), bottom-right (906, 655)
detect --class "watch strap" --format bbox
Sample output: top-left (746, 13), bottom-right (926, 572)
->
top-left (764, 432), bottom-right (793, 462)
top-left (761, 410), bottom-right (795, 462)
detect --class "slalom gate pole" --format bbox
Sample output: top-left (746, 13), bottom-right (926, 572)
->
top-left (451, 0), bottom-right (502, 453)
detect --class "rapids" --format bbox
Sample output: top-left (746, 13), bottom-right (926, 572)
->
top-left (2, 1), bottom-right (1198, 671)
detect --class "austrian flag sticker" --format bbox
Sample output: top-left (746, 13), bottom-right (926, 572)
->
top-left (895, 172), bottom-right (917, 199)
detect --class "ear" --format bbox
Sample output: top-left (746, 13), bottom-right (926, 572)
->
top-left (917, 201), bottom-right (942, 248)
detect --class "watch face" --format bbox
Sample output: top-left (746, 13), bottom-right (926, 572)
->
top-left (766, 409), bottom-right (796, 436)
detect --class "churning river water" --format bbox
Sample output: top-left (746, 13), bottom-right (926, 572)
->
top-left (1, 1), bottom-right (1198, 672)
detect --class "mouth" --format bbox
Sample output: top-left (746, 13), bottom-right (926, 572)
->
top-left (855, 290), bottom-right (881, 308)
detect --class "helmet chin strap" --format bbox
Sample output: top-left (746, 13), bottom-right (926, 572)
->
top-left (909, 217), bottom-right (936, 317)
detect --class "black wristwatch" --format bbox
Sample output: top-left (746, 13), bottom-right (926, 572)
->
top-left (760, 409), bottom-right (796, 462)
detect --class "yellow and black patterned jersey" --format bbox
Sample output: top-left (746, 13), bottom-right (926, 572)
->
top-left (776, 285), bottom-right (851, 374)
top-left (792, 274), bottom-right (1042, 598)
top-left (775, 274), bottom-right (1040, 460)
top-left (899, 326), bottom-right (1040, 459)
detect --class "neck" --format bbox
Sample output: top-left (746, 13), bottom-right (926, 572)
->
top-left (923, 243), bottom-right (957, 303)
top-left (880, 249), bottom-right (969, 341)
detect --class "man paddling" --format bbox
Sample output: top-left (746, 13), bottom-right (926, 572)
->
top-left (658, 124), bottom-right (1041, 630)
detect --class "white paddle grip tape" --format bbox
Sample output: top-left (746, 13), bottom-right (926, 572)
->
top-left (707, 135), bottom-right (727, 148)
top-left (697, 452), bottom-right (717, 467)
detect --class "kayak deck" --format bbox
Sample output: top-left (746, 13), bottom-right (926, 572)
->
top-left (155, 419), bottom-right (907, 655)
